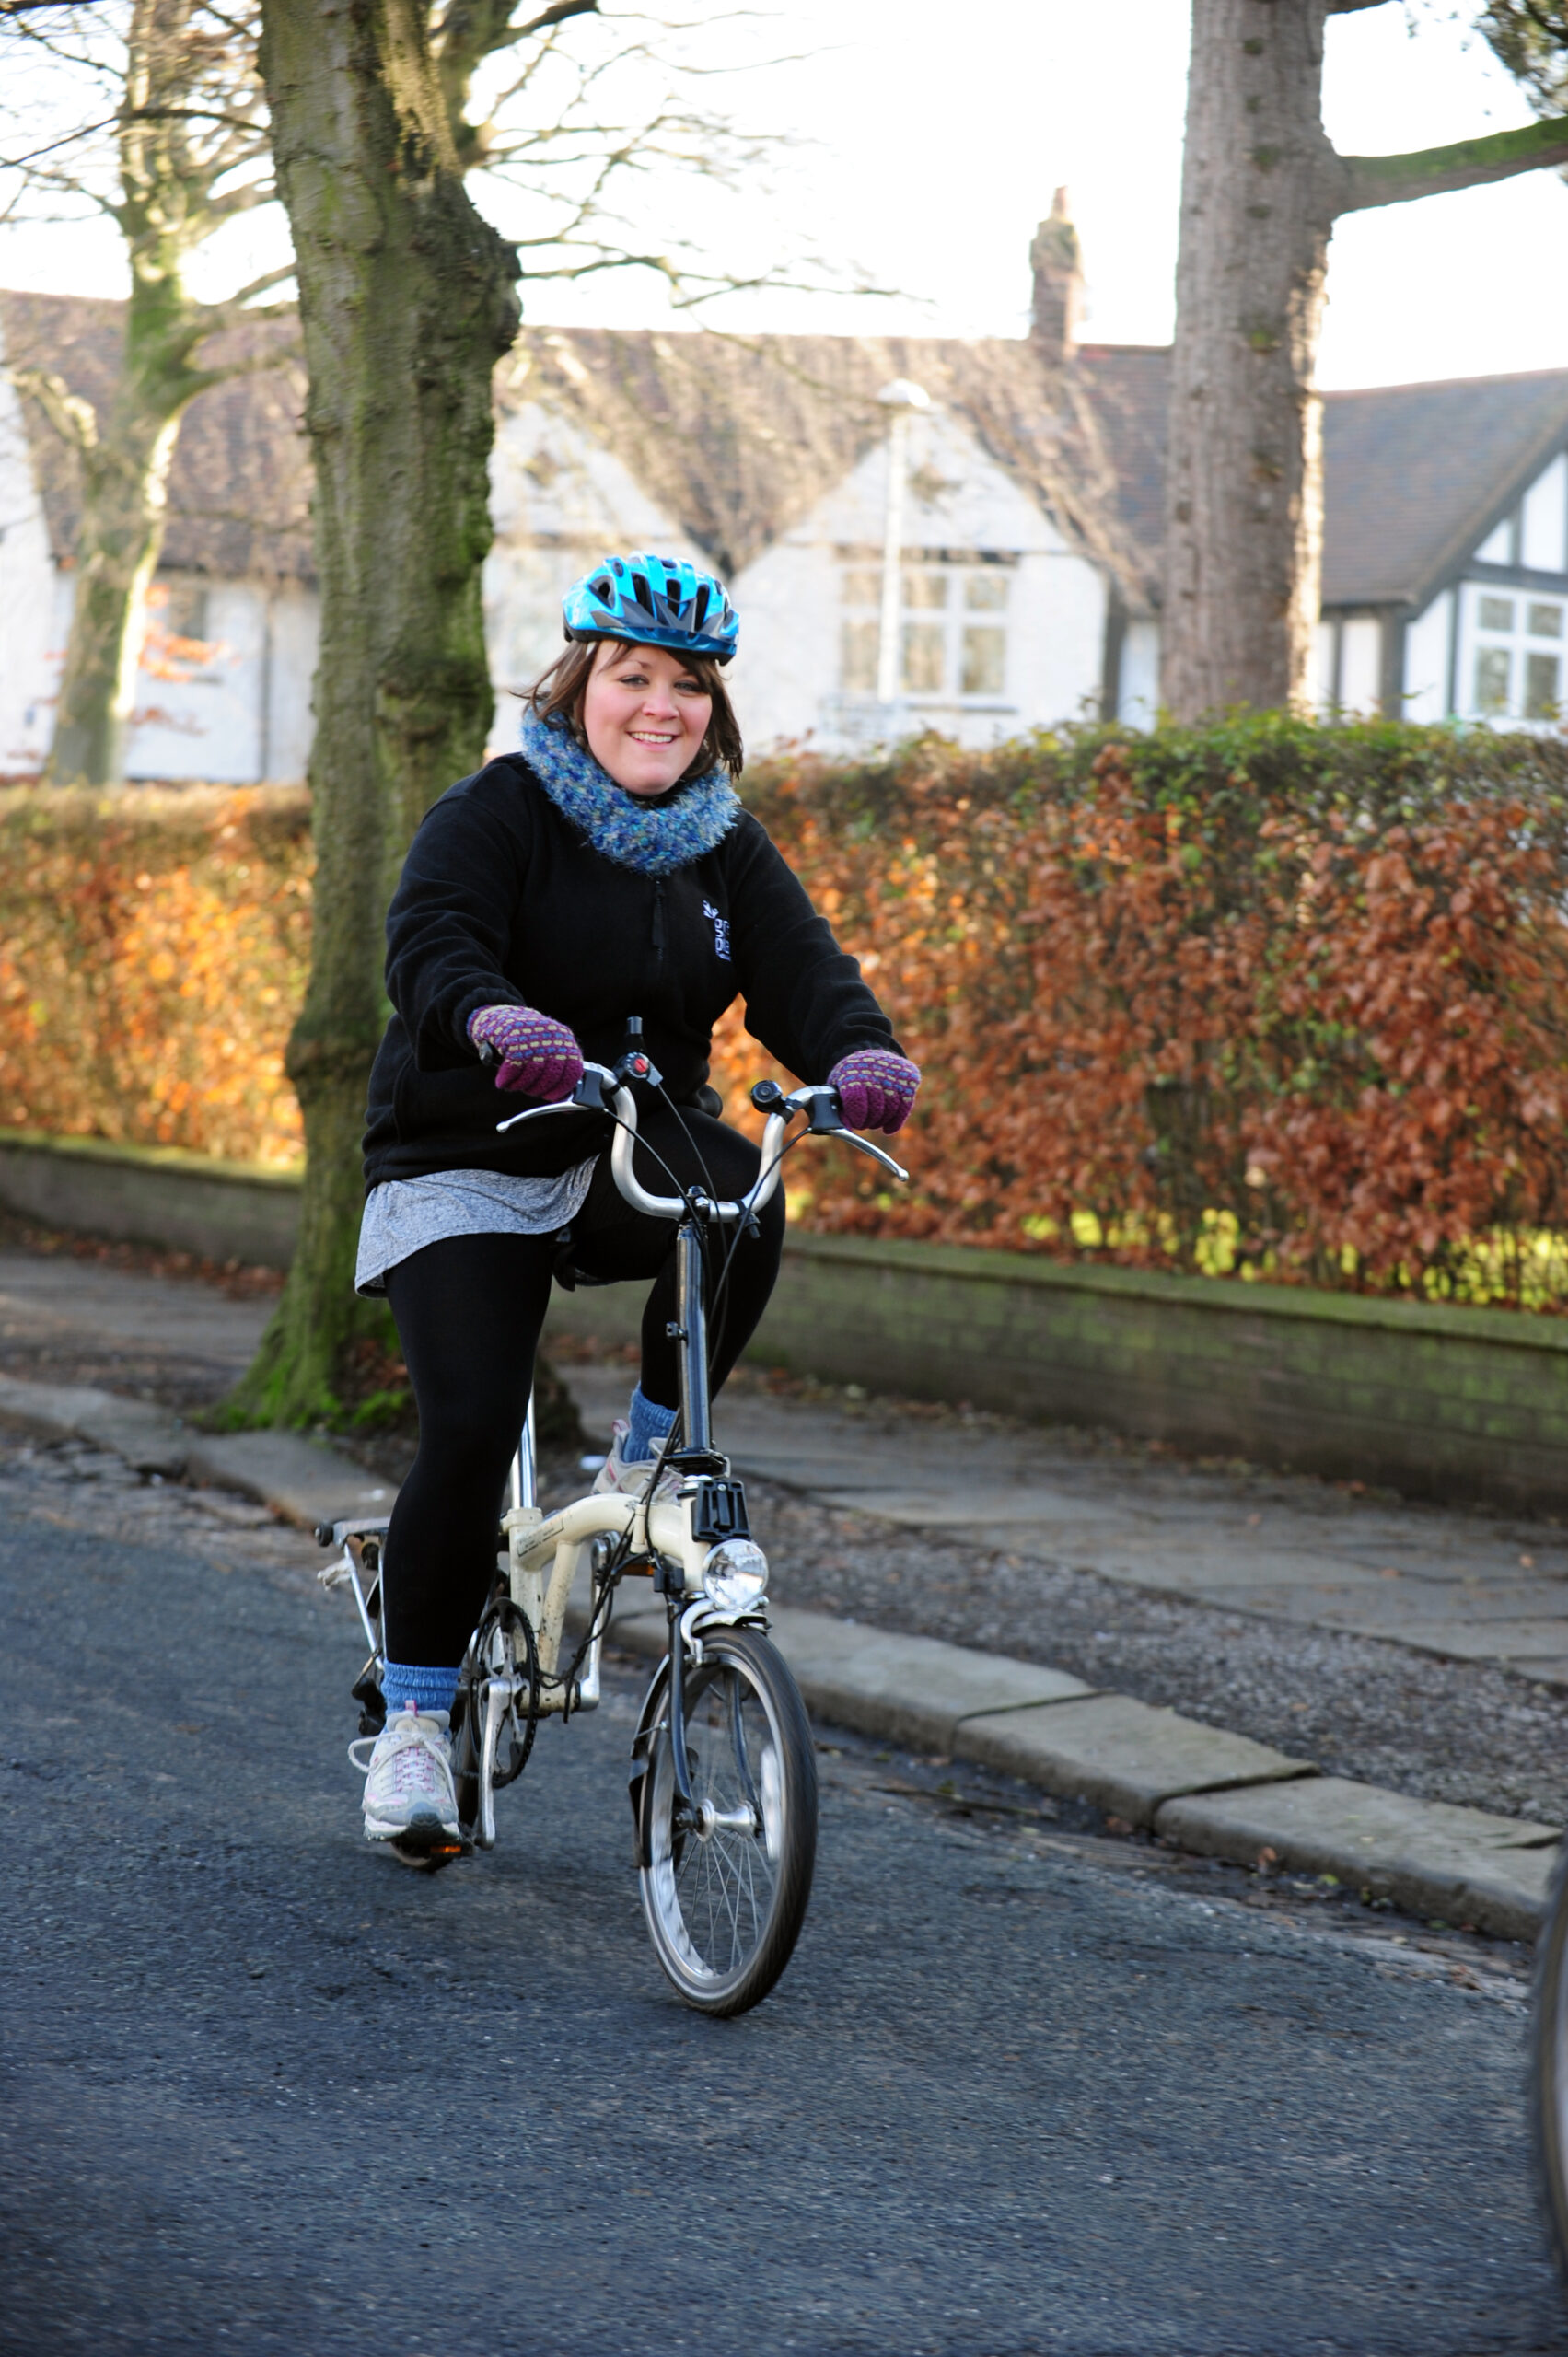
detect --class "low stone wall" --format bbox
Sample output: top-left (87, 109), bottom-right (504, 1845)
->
top-left (545, 1233), bottom-right (1568, 1515)
top-left (0, 1128), bottom-right (300, 1271)
top-left (2, 1129), bottom-right (1564, 1513)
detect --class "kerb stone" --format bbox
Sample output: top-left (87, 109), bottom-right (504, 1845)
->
top-left (183, 1432), bottom-right (394, 1530)
top-left (954, 1692), bottom-right (1313, 1828)
top-left (1156, 1775), bottom-right (1560, 1941)
top-left (763, 1606), bottom-right (1093, 1752)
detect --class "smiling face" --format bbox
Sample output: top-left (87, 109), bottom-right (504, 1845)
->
top-left (580, 640), bottom-right (714, 796)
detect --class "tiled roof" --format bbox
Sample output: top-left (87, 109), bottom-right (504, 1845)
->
top-left (1067, 349), bottom-right (1568, 610)
top-left (1074, 343), bottom-right (1168, 608)
top-left (504, 326), bottom-right (1147, 597)
top-left (7, 287), bottom-right (1568, 616)
top-left (0, 290), bottom-right (313, 582)
top-left (1319, 369), bottom-right (1568, 606)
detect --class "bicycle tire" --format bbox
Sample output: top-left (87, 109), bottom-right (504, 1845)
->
top-left (637, 1625), bottom-right (817, 2017)
top-left (1531, 1841), bottom-right (1568, 2287)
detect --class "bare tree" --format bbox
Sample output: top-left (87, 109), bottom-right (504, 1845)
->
top-left (1162, 0), bottom-right (1568, 722)
top-left (0, 0), bottom-right (292, 784)
top-left (435, 1), bottom-right (812, 309)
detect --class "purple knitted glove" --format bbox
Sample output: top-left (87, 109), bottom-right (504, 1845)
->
top-left (829, 1048), bottom-right (921, 1135)
top-left (467, 1004), bottom-right (585, 1100)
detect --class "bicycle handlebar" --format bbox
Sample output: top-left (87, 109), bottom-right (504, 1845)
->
top-left (494, 1061), bottom-right (909, 1220)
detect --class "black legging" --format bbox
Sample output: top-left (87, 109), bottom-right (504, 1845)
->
top-left (380, 1100), bottom-right (784, 1666)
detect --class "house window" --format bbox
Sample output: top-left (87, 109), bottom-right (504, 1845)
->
top-left (841, 620), bottom-right (879, 694)
top-left (961, 626), bottom-right (1005, 694)
top-left (838, 559), bottom-right (1012, 700)
top-left (1475, 645), bottom-right (1510, 715)
top-left (1527, 652), bottom-right (1562, 720)
top-left (149, 578), bottom-right (210, 644)
top-left (1468, 585), bottom-right (1566, 724)
top-left (900, 623), bottom-right (943, 691)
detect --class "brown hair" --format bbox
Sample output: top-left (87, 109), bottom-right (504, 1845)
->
top-left (525, 637), bottom-right (744, 782)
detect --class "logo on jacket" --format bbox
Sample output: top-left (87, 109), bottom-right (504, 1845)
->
top-left (703, 900), bottom-right (731, 961)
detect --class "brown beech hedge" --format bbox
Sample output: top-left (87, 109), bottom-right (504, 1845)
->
top-left (4, 716), bottom-right (1568, 1306)
top-left (0, 785), bottom-right (312, 1170)
top-left (714, 715), bottom-right (1568, 1306)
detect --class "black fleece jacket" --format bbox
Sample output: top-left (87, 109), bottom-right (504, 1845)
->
top-left (361, 754), bottom-right (899, 1187)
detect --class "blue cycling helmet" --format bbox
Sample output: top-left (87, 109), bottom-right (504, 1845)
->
top-left (562, 551), bottom-right (739, 666)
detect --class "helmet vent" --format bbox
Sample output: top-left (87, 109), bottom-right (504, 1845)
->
top-left (559, 550), bottom-right (738, 664)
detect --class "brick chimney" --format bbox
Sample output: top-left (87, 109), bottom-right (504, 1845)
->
top-left (1030, 186), bottom-right (1084, 366)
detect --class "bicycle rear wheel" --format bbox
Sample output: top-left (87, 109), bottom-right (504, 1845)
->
top-left (638, 1626), bottom-right (817, 2016)
top-left (1531, 1842), bottom-right (1568, 2286)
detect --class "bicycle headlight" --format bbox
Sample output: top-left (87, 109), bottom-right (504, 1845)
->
top-left (702, 1537), bottom-right (770, 1613)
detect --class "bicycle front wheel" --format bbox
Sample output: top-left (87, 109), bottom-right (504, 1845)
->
top-left (1531, 1842), bottom-right (1568, 2287)
top-left (638, 1626), bottom-right (817, 2016)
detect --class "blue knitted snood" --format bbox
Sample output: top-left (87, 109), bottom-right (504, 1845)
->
top-left (519, 708), bottom-right (739, 877)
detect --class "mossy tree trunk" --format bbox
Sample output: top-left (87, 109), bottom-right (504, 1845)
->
top-left (229, 0), bottom-right (519, 1427)
top-left (41, 278), bottom-right (211, 788)
top-left (1161, 0), bottom-right (1568, 723)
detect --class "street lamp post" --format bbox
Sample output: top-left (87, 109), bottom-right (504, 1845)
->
top-left (875, 377), bottom-right (931, 711)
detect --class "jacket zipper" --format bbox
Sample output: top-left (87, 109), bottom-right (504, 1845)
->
top-left (651, 877), bottom-right (666, 967)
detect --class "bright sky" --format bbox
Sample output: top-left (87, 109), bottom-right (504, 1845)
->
top-left (2, 0), bottom-right (1566, 389)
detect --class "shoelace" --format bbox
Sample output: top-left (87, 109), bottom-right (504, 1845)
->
top-left (351, 1720), bottom-right (451, 1788)
top-left (387, 1744), bottom-right (445, 1797)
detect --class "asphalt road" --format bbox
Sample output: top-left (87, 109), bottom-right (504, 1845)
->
top-left (3, 1457), bottom-right (1567, 2356)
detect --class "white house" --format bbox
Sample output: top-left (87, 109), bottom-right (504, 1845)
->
top-left (6, 211), bottom-right (1568, 781)
top-left (0, 293), bottom-right (318, 783)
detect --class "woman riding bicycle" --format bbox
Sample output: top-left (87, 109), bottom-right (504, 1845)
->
top-left (352, 552), bottom-right (919, 1855)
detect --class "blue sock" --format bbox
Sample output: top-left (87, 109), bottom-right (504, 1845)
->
top-left (625, 1385), bottom-right (678, 1464)
top-left (381, 1660), bottom-right (460, 1720)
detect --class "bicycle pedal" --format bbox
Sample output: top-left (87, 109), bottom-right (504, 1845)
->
top-left (384, 1827), bottom-right (470, 1871)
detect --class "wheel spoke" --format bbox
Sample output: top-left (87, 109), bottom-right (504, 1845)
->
top-left (638, 1630), bottom-right (816, 2013)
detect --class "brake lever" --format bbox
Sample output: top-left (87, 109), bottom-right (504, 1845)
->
top-left (496, 1061), bottom-right (616, 1133)
top-left (752, 1078), bottom-right (909, 1183)
top-left (836, 1129), bottom-right (909, 1185)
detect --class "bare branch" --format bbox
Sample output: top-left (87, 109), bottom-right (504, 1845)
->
top-left (0, 115), bottom-right (119, 169)
top-left (184, 335), bottom-right (303, 394)
top-left (6, 363), bottom-right (98, 452)
top-left (209, 261), bottom-right (296, 312)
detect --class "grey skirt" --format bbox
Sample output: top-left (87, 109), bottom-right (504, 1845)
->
top-left (354, 1159), bottom-right (598, 1296)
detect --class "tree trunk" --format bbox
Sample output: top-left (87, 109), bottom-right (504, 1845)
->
top-left (1158, 1), bottom-right (1568, 723)
top-left (42, 0), bottom-right (244, 787)
top-left (42, 276), bottom-right (210, 786)
top-left (1161, 0), bottom-right (1337, 721)
top-left (229, 0), bottom-right (519, 1426)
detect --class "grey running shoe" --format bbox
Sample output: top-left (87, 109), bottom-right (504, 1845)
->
top-left (591, 1418), bottom-right (679, 1502)
top-left (360, 1704), bottom-right (461, 1860)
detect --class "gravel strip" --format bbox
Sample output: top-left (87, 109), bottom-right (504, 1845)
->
top-left (745, 1476), bottom-right (1568, 1829)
